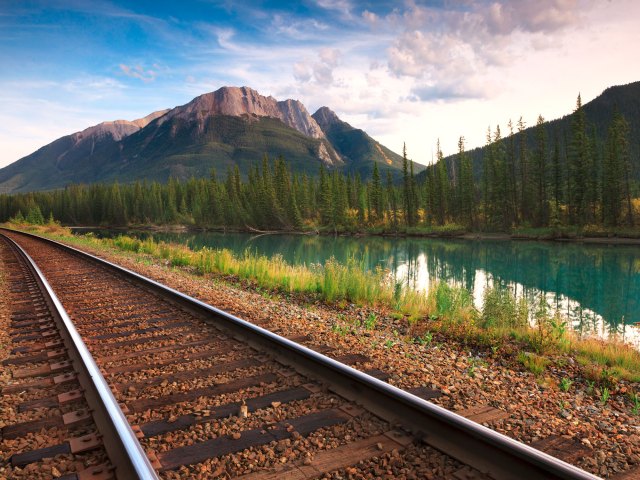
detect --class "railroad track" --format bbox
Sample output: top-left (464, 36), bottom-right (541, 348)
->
top-left (0, 228), bottom-right (600, 480)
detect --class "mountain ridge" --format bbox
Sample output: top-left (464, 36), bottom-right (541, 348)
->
top-left (0, 86), bottom-right (413, 193)
top-left (419, 80), bottom-right (640, 183)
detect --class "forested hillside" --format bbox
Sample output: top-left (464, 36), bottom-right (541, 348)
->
top-left (419, 83), bottom-right (640, 229)
top-left (1, 83), bottom-right (638, 233)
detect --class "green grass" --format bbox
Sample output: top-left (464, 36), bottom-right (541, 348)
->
top-left (559, 377), bottom-right (573, 392)
top-left (518, 352), bottom-right (549, 376)
top-left (481, 285), bottom-right (528, 329)
top-left (7, 222), bottom-right (640, 384)
top-left (574, 338), bottom-right (640, 383)
top-left (70, 233), bottom-right (429, 316)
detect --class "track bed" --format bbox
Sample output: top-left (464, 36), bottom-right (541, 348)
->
top-left (0, 230), bottom-right (598, 480)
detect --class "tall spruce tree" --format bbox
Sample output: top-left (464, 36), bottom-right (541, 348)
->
top-left (568, 94), bottom-right (591, 225)
top-left (533, 115), bottom-right (549, 226)
top-left (457, 136), bottom-right (475, 229)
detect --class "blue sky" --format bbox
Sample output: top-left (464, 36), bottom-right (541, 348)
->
top-left (1, 0), bottom-right (639, 168)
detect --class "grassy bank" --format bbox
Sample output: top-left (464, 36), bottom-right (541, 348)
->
top-left (4, 221), bottom-right (640, 383)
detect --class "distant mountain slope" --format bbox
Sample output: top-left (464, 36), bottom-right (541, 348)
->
top-left (0, 110), bottom-right (169, 193)
top-left (0, 86), bottom-right (408, 193)
top-left (421, 81), bottom-right (640, 182)
top-left (312, 107), bottom-right (421, 180)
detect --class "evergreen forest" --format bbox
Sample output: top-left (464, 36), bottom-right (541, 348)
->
top-left (1, 96), bottom-right (638, 234)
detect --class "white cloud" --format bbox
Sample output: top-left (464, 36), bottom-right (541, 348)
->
top-left (271, 14), bottom-right (328, 40)
top-left (361, 10), bottom-right (378, 26)
top-left (293, 62), bottom-right (312, 82)
top-left (1, 0), bottom-right (638, 171)
top-left (314, 0), bottom-right (353, 19)
top-left (119, 64), bottom-right (156, 83)
top-left (292, 48), bottom-right (342, 86)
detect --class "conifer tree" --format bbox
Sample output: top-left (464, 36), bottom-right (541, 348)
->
top-left (370, 162), bottom-right (383, 221)
top-left (551, 133), bottom-right (563, 221)
top-left (533, 115), bottom-right (549, 226)
top-left (318, 165), bottom-right (333, 227)
top-left (434, 141), bottom-right (448, 225)
top-left (568, 94), bottom-right (591, 225)
top-left (457, 136), bottom-right (475, 228)
top-left (506, 120), bottom-right (519, 223)
top-left (402, 143), bottom-right (418, 226)
top-left (386, 169), bottom-right (398, 230)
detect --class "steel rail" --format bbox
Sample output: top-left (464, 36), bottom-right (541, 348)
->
top-left (1, 232), bottom-right (159, 480)
top-left (2, 228), bottom-right (601, 480)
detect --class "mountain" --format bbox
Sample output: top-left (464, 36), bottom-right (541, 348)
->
top-left (312, 107), bottom-right (408, 179)
top-left (0, 110), bottom-right (169, 193)
top-left (0, 86), bottom-right (413, 193)
top-left (421, 81), bottom-right (640, 182)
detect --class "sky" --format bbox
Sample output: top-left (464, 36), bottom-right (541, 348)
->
top-left (1, 0), bottom-right (639, 168)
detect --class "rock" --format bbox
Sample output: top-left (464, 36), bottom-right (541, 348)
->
top-left (581, 438), bottom-right (593, 449)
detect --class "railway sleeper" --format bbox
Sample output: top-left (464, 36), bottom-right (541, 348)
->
top-left (11, 431), bottom-right (103, 467)
top-left (156, 408), bottom-right (352, 471)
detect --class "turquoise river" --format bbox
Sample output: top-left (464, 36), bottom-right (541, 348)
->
top-left (76, 230), bottom-right (640, 347)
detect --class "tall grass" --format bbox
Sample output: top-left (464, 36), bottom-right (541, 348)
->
top-left (102, 235), bottom-right (421, 312)
top-left (12, 226), bottom-right (640, 383)
top-left (481, 285), bottom-right (528, 329)
top-left (426, 282), bottom-right (476, 325)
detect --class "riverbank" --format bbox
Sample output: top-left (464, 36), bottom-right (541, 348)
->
top-left (10, 222), bottom-right (640, 382)
top-left (70, 222), bottom-right (640, 245)
top-left (3, 223), bottom-right (640, 477)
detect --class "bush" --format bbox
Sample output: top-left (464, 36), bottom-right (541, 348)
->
top-left (481, 285), bottom-right (528, 329)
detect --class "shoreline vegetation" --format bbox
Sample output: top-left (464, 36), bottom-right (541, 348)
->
top-left (1, 94), bottom-right (639, 243)
top-left (75, 222), bottom-right (640, 245)
top-left (5, 219), bottom-right (640, 385)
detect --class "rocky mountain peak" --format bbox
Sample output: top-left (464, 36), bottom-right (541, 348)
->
top-left (131, 109), bottom-right (170, 129)
top-left (312, 106), bottom-right (342, 131)
top-left (72, 109), bottom-right (170, 144)
top-left (162, 86), bottom-right (327, 140)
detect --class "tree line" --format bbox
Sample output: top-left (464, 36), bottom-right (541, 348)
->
top-left (1, 95), bottom-right (637, 232)
top-left (465, 95), bottom-right (636, 230)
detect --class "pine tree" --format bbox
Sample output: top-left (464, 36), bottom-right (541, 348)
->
top-left (568, 94), bottom-right (591, 225)
top-left (518, 117), bottom-right (534, 224)
top-left (603, 110), bottom-right (634, 226)
top-left (506, 120), bottom-right (519, 223)
top-left (332, 171), bottom-right (347, 228)
top-left (532, 115), bottom-right (549, 226)
top-left (434, 141), bottom-right (448, 225)
top-left (318, 165), bottom-right (333, 227)
top-left (551, 133), bottom-right (563, 217)
top-left (490, 125), bottom-right (510, 230)
top-left (107, 182), bottom-right (127, 226)
top-left (402, 143), bottom-right (418, 226)
top-left (409, 159), bottom-right (419, 225)
top-left (370, 162), bottom-right (383, 221)
top-left (482, 127), bottom-right (493, 229)
top-left (386, 170), bottom-right (398, 231)
top-left (457, 136), bottom-right (475, 228)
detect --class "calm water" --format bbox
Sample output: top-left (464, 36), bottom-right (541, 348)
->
top-left (75, 229), bottom-right (640, 346)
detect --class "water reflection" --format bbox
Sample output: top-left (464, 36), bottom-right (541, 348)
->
top-left (76, 229), bottom-right (640, 346)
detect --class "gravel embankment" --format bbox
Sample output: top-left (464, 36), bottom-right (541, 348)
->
top-left (4, 236), bottom-right (640, 478)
